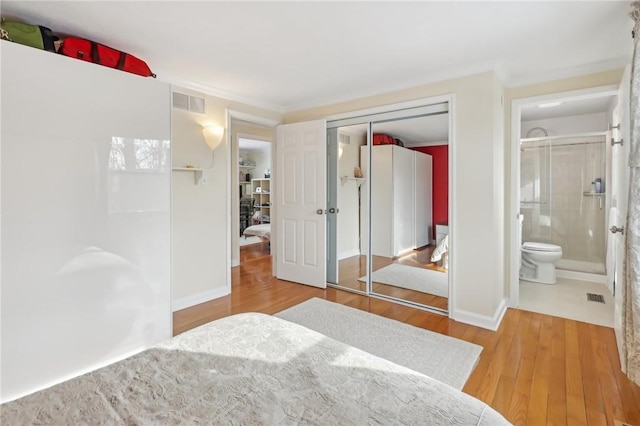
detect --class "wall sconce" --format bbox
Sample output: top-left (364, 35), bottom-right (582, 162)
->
top-left (202, 124), bottom-right (225, 151)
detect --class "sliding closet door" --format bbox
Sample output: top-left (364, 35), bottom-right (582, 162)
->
top-left (1, 42), bottom-right (171, 402)
top-left (326, 103), bottom-right (449, 314)
top-left (369, 115), bottom-right (448, 312)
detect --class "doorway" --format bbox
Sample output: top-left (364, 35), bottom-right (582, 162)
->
top-left (228, 114), bottom-right (277, 269)
top-left (509, 84), bottom-right (620, 326)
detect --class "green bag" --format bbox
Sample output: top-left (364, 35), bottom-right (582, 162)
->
top-left (0, 21), bottom-right (58, 52)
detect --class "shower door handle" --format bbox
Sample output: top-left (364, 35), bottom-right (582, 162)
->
top-left (610, 226), bottom-right (624, 235)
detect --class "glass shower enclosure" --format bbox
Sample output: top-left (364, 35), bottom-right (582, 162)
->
top-left (520, 134), bottom-right (607, 274)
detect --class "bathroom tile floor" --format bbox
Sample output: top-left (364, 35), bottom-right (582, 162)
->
top-left (519, 277), bottom-right (614, 327)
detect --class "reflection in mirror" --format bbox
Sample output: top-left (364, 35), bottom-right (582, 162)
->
top-left (368, 113), bottom-right (449, 312)
top-left (327, 124), bottom-right (369, 292)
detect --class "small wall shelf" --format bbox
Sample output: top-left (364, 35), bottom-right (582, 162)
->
top-left (340, 176), bottom-right (365, 186)
top-left (172, 167), bottom-right (207, 185)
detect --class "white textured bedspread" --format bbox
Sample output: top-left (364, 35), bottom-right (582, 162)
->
top-left (1, 313), bottom-right (510, 425)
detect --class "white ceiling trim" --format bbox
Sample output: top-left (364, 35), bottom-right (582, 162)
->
top-left (227, 110), bottom-right (280, 128)
top-left (160, 72), bottom-right (287, 114)
top-left (504, 57), bottom-right (629, 89)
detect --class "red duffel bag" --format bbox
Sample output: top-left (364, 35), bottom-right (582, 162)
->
top-left (59, 37), bottom-right (156, 78)
top-left (372, 134), bottom-right (396, 145)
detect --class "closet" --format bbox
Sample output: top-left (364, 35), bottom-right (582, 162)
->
top-left (360, 144), bottom-right (432, 258)
top-left (2, 41), bottom-right (171, 401)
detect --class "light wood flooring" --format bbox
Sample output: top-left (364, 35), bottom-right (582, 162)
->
top-left (173, 245), bottom-right (640, 426)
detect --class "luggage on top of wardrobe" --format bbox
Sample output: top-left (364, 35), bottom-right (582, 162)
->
top-left (59, 37), bottom-right (156, 78)
top-left (372, 133), bottom-right (396, 146)
top-left (0, 20), bottom-right (59, 52)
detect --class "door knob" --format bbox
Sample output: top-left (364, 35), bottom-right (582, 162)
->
top-left (610, 225), bottom-right (624, 235)
top-left (316, 209), bottom-right (325, 215)
top-left (328, 207), bottom-right (336, 214)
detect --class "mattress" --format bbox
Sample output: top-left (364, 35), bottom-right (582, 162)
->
top-left (1, 313), bottom-right (510, 425)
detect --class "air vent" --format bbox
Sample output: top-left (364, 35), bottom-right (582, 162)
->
top-left (172, 92), bottom-right (189, 110)
top-left (339, 133), bottom-right (351, 145)
top-left (189, 96), bottom-right (205, 114)
top-left (172, 92), bottom-right (206, 114)
top-left (587, 293), bottom-right (605, 303)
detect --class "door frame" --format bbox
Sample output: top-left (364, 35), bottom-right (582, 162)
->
top-left (508, 84), bottom-right (619, 307)
top-left (226, 110), bottom-right (279, 285)
top-left (325, 94), bottom-right (457, 318)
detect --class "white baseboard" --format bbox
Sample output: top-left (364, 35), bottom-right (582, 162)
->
top-left (556, 269), bottom-right (606, 283)
top-left (453, 298), bottom-right (507, 331)
top-left (172, 287), bottom-right (230, 312)
top-left (338, 249), bottom-right (360, 260)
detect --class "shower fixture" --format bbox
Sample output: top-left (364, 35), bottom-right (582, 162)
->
top-left (526, 127), bottom-right (549, 138)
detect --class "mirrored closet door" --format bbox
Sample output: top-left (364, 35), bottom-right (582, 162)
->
top-left (326, 103), bottom-right (451, 313)
top-left (326, 125), bottom-right (369, 294)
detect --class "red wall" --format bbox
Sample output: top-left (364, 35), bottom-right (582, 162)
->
top-left (410, 145), bottom-right (448, 240)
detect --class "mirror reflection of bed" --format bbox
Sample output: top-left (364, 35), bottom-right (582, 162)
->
top-left (328, 110), bottom-right (450, 313)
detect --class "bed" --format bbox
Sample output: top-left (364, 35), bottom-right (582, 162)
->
top-left (243, 223), bottom-right (271, 242)
top-left (1, 313), bottom-right (509, 425)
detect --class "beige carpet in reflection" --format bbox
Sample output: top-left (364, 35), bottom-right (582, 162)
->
top-left (359, 263), bottom-right (448, 298)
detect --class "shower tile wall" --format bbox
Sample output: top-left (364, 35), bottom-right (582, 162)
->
top-left (521, 139), bottom-right (606, 272)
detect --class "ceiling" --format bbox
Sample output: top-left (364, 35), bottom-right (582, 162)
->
top-left (0, 2), bottom-right (632, 113)
top-left (239, 137), bottom-right (270, 151)
top-left (521, 94), bottom-right (617, 121)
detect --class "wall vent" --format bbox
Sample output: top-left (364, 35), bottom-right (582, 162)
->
top-left (189, 96), bottom-right (205, 114)
top-left (339, 133), bottom-right (351, 145)
top-left (172, 92), bottom-right (206, 114)
top-left (172, 92), bottom-right (189, 110)
top-left (587, 293), bottom-right (605, 303)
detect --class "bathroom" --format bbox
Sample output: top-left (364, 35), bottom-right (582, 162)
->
top-left (515, 90), bottom-right (622, 326)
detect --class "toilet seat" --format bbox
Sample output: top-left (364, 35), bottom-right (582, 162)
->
top-left (522, 242), bottom-right (562, 253)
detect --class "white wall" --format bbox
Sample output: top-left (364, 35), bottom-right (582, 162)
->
top-left (337, 130), bottom-right (366, 258)
top-left (522, 112), bottom-right (608, 138)
top-left (171, 87), bottom-right (281, 310)
top-left (1, 41), bottom-right (171, 401)
top-left (251, 148), bottom-right (272, 180)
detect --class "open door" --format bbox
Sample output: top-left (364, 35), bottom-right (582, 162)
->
top-left (611, 67), bottom-right (631, 359)
top-left (275, 119), bottom-right (327, 288)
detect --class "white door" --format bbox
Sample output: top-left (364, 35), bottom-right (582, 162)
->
top-left (275, 120), bottom-right (327, 288)
top-left (611, 66), bottom-right (631, 358)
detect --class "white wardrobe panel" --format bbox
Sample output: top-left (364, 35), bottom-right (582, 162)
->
top-left (363, 145), bottom-right (394, 257)
top-left (1, 42), bottom-right (171, 402)
top-left (414, 152), bottom-right (433, 248)
top-left (362, 145), bottom-right (433, 258)
top-left (392, 145), bottom-right (415, 255)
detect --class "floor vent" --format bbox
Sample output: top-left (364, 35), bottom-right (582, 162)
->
top-left (587, 293), bottom-right (605, 303)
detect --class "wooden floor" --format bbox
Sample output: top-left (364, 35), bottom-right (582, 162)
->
top-left (173, 245), bottom-right (640, 426)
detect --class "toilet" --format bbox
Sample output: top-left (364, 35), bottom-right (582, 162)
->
top-left (520, 242), bottom-right (563, 284)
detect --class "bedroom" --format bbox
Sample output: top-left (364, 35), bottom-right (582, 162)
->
top-left (1, 1), bottom-right (639, 424)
